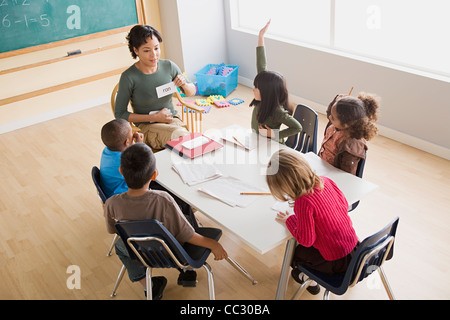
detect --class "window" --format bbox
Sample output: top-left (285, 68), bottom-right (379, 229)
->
top-left (230, 0), bottom-right (450, 79)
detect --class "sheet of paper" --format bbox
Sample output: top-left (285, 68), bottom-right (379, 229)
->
top-left (220, 125), bottom-right (257, 150)
top-left (271, 201), bottom-right (294, 214)
top-left (172, 163), bottom-right (222, 186)
top-left (156, 81), bottom-right (177, 98)
top-left (182, 136), bottom-right (210, 150)
top-left (198, 176), bottom-right (269, 207)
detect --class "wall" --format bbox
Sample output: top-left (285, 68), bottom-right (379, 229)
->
top-left (221, 1), bottom-right (450, 159)
top-left (158, 0), bottom-right (228, 80)
top-left (0, 0), bottom-right (162, 134)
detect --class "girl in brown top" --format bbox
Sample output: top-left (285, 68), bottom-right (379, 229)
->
top-left (319, 93), bottom-right (380, 175)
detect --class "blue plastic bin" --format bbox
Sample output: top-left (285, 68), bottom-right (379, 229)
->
top-left (194, 64), bottom-right (239, 97)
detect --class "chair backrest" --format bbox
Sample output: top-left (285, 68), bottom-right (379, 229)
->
top-left (355, 152), bottom-right (367, 178)
top-left (348, 152), bottom-right (367, 212)
top-left (91, 166), bottom-right (107, 204)
top-left (115, 219), bottom-right (211, 269)
top-left (111, 83), bottom-right (141, 134)
top-left (285, 104), bottom-right (318, 153)
top-left (174, 91), bottom-right (204, 133)
top-left (346, 216), bottom-right (399, 288)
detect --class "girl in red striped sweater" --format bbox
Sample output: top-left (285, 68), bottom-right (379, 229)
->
top-left (266, 148), bottom-right (358, 294)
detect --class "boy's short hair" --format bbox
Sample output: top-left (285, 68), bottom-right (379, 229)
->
top-left (101, 119), bottom-right (130, 151)
top-left (120, 143), bottom-right (156, 189)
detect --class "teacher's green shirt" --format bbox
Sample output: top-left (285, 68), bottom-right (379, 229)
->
top-left (114, 60), bottom-right (188, 124)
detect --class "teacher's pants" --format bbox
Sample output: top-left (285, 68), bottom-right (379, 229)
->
top-left (138, 117), bottom-right (189, 150)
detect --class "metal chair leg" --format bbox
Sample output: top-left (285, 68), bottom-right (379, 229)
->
top-left (146, 268), bottom-right (153, 300)
top-left (226, 257), bottom-right (258, 285)
top-left (378, 267), bottom-right (395, 300)
top-left (110, 264), bottom-right (126, 297)
top-left (291, 278), bottom-right (313, 300)
top-left (107, 234), bottom-right (119, 257)
top-left (203, 262), bottom-right (215, 300)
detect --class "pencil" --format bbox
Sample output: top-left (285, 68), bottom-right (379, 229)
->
top-left (348, 86), bottom-right (354, 95)
top-left (240, 192), bottom-right (271, 195)
top-left (233, 136), bottom-right (246, 148)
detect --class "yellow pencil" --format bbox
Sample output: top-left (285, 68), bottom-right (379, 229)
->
top-left (348, 86), bottom-right (354, 95)
top-left (240, 192), bottom-right (271, 195)
top-left (233, 136), bottom-right (246, 148)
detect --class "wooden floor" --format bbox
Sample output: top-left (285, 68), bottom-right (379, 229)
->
top-left (0, 84), bottom-right (449, 300)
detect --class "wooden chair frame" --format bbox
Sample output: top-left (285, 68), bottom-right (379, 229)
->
top-left (174, 90), bottom-right (204, 133)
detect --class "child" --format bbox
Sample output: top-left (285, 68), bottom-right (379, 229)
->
top-left (266, 148), bottom-right (359, 295)
top-left (249, 20), bottom-right (302, 144)
top-left (100, 119), bottom-right (197, 224)
top-left (104, 143), bottom-right (228, 299)
top-left (100, 119), bottom-right (144, 198)
top-left (318, 92), bottom-right (380, 175)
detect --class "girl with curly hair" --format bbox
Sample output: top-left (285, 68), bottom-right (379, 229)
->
top-left (318, 92), bottom-right (380, 175)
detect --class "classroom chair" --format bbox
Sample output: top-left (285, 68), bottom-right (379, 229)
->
top-left (110, 83), bottom-right (141, 135)
top-left (110, 219), bottom-right (257, 300)
top-left (174, 90), bottom-right (205, 133)
top-left (291, 216), bottom-right (399, 300)
top-left (285, 104), bottom-right (318, 154)
top-left (348, 152), bottom-right (367, 212)
top-left (91, 166), bottom-right (119, 257)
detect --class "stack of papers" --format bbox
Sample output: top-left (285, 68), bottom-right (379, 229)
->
top-left (198, 176), bottom-right (270, 207)
top-left (182, 136), bottom-right (210, 150)
top-left (172, 163), bottom-right (222, 186)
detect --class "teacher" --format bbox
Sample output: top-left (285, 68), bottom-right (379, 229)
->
top-left (114, 25), bottom-right (196, 150)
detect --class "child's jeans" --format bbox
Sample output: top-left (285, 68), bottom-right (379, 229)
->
top-left (115, 238), bottom-right (146, 282)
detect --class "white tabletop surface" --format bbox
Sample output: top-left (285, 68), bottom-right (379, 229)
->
top-left (154, 125), bottom-right (378, 254)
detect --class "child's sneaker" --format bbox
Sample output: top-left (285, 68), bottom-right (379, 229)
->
top-left (291, 268), bottom-right (320, 295)
top-left (144, 276), bottom-right (167, 300)
top-left (177, 270), bottom-right (197, 287)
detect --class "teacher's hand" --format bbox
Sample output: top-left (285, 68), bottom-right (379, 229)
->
top-left (154, 108), bottom-right (173, 123)
top-left (173, 74), bottom-right (187, 88)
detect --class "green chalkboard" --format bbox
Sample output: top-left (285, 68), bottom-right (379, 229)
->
top-left (0, 0), bottom-right (140, 54)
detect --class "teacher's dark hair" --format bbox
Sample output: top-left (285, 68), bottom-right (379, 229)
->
top-left (127, 25), bottom-right (163, 59)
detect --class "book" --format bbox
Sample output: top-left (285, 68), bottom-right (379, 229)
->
top-left (165, 132), bottom-right (223, 159)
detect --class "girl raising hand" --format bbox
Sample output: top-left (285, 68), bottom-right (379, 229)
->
top-left (250, 20), bottom-right (302, 143)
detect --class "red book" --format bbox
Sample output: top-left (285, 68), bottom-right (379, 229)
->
top-left (165, 132), bottom-right (223, 159)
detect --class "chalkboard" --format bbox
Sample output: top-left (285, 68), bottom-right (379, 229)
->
top-left (0, 0), bottom-right (140, 54)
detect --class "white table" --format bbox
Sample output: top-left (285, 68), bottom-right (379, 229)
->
top-left (154, 125), bottom-right (378, 298)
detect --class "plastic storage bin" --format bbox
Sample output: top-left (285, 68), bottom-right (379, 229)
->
top-left (195, 64), bottom-right (239, 97)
